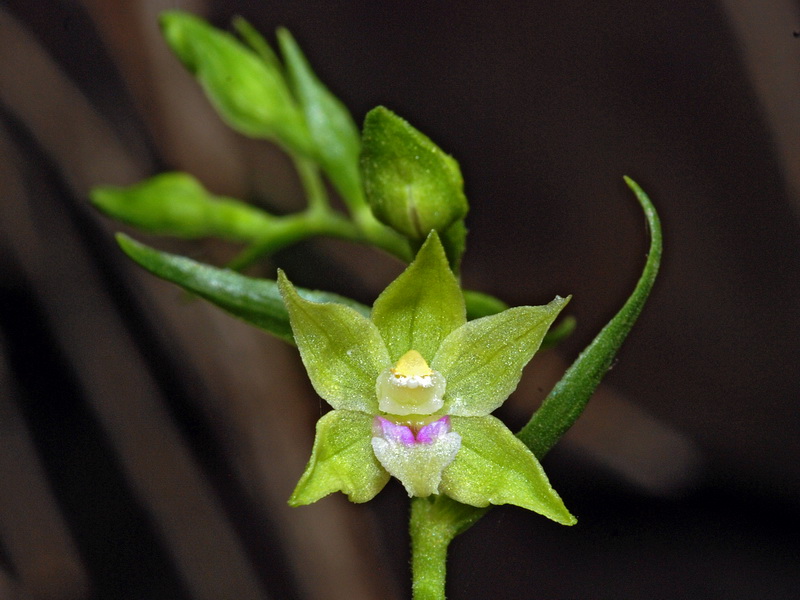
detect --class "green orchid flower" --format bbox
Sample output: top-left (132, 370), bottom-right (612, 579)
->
top-left (278, 233), bottom-right (576, 525)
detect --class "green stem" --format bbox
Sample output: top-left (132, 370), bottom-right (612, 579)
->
top-left (293, 155), bottom-right (329, 214)
top-left (227, 207), bottom-right (412, 271)
top-left (226, 210), bottom-right (357, 271)
top-left (410, 498), bottom-right (452, 600)
top-left (352, 203), bottom-right (413, 261)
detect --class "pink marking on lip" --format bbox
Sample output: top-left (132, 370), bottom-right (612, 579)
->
top-left (416, 416), bottom-right (451, 444)
top-left (373, 416), bottom-right (415, 445)
top-left (373, 416), bottom-right (452, 446)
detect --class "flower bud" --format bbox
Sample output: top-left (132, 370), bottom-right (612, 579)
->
top-left (360, 107), bottom-right (468, 242)
top-left (160, 12), bottom-right (312, 155)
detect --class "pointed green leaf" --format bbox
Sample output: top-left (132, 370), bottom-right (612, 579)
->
top-left (278, 272), bottom-right (388, 412)
top-left (92, 172), bottom-right (273, 241)
top-left (372, 233), bottom-right (466, 362)
top-left (517, 177), bottom-right (662, 457)
top-left (434, 297), bottom-right (569, 416)
top-left (290, 410), bottom-right (389, 505)
top-left (277, 28), bottom-right (364, 210)
top-left (441, 416), bottom-right (575, 525)
top-left (116, 234), bottom-right (368, 343)
top-left (361, 106), bottom-right (468, 242)
top-left (160, 11), bottom-right (312, 155)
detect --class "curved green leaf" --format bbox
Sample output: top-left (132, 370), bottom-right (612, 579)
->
top-left (517, 177), bottom-right (662, 456)
top-left (116, 234), bottom-right (368, 343)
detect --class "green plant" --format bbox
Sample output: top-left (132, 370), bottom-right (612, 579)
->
top-left (92, 12), bottom-right (662, 599)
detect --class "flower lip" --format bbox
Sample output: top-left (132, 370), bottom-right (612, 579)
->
top-left (371, 415), bottom-right (461, 497)
top-left (373, 416), bottom-right (416, 445)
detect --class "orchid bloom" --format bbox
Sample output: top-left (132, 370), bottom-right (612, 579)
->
top-left (278, 233), bottom-right (575, 525)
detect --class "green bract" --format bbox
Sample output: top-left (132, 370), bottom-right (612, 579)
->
top-left (279, 232), bottom-right (575, 526)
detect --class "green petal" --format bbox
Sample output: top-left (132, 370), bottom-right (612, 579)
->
top-left (433, 297), bottom-right (569, 416)
top-left (290, 410), bottom-right (390, 505)
top-left (278, 272), bottom-right (389, 412)
top-left (440, 416), bottom-right (575, 525)
top-left (371, 233), bottom-right (466, 363)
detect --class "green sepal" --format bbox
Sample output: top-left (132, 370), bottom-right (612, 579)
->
top-left (540, 315), bottom-right (577, 350)
top-left (160, 11), bottom-right (312, 155)
top-left (463, 289), bottom-right (509, 320)
top-left (277, 28), bottom-right (364, 210)
top-left (278, 271), bottom-right (389, 412)
top-left (434, 297), bottom-right (570, 416)
top-left (371, 233), bottom-right (466, 363)
top-left (92, 172), bottom-right (273, 241)
top-left (116, 234), bottom-right (368, 343)
top-left (289, 410), bottom-right (390, 505)
top-left (441, 416), bottom-right (575, 525)
top-left (360, 107), bottom-right (468, 242)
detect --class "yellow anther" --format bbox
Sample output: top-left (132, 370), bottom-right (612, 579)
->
top-left (377, 349), bottom-right (446, 416)
top-left (392, 350), bottom-right (433, 378)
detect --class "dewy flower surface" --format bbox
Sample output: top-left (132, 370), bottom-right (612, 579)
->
top-left (278, 232), bottom-right (576, 525)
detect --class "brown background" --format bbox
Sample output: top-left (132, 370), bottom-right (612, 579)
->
top-left (1, 1), bottom-right (799, 598)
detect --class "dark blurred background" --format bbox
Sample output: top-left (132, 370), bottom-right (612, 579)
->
top-left (1, 1), bottom-right (799, 599)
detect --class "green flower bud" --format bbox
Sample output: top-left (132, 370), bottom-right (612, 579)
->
top-left (360, 107), bottom-right (468, 242)
top-left (160, 11), bottom-right (312, 155)
top-left (91, 172), bottom-right (273, 241)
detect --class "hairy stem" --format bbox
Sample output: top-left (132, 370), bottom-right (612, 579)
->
top-left (410, 498), bottom-right (452, 600)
